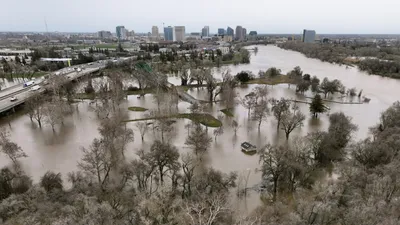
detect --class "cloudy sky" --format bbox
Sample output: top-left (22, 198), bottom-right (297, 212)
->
top-left (1, 0), bottom-right (399, 34)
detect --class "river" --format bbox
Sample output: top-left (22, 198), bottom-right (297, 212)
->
top-left (1, 45), bottom-right (399, 215)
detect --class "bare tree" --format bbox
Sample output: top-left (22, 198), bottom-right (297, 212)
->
top-left (182, 193), bottom-right (231, 225)
top-left (258, 144), bottom-right (289, 202)
top-left (181, 153), bottom-right (199, 198)
top-left (0, 129), bottom-right (27, 166)
top-left (185, 124), bottom-right (212, 157)
top-left (231, 120), bottom-right (239, 135)
top-left (241, 92), bottom-right (257, 118)
top-left (136, 122), bottom-right (149, 142)
top-left (280, 105), bottom-right (306, 140)
top-left (251, 99), bottom-right (269, 131)
top-left (78, 138), bottom-right (113, 190)
top-left (213, 126), bottom-right (224, 142)
top-left (147, 140), bottom-right (180, 184)
top-left (271, 98), bottom-right (290, 129)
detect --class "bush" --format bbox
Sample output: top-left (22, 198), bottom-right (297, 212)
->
top-left (127, 85), bottom-right (140, 91)
top-left (235, 71), bottom-right (254, 83)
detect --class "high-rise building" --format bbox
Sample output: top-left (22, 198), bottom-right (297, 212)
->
top-left (174, 26), bottom-right (186, 42)
top-left (302, 29), bottom-right (316, 43)
top-left (226, 27), bottom-right (234, 37)
top-left (235, 26), bottom-right (243, 40)
top-left (242, 28), bottom-right (247, 40)
top-left (97, 30), bottom-right (112, 39)
top-left (116, 26), bottom-right (127, 40)
top-left (152, 26), bottom-right (159, 38)
top-left (218, 28), bottom-right (225, 35)
top-left (164, 26), bottom-right (174, 41)
top-left (201, 26), bottom-right (210, 37)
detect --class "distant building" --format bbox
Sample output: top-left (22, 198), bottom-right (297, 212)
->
top-left (174, 26), bottom-right (186, 42)
top-left (248, 31), bottom-right (257, 41)
top-left (249, 31), bottom-right (257, 36)
top-left (223, 35), bottom-right (233, 42)
top-left (218, 28), bottom-right (225, 35)
top-left (190, 32), bottom-right (201, 36)
top-left (116, 26), bottom-right (127, 40)
top-left (227, 27), bottom-right (234, 37)
top-left (164, 26), bottom-right (174, 41)
top-left (152, 26), bottom-right (159, 38)
top-left (242, 28), bottom-right (247, 40)
top-left (97, 30), bottom-right (112, 39)
top-left (302, 29), bottom-right (316, 43)
top-left (202, 26), bottom-right (210, 37)
top-left (235, 26), bottom-right (243, 40)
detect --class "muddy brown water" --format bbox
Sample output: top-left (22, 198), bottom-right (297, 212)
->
top-left (1, 45), bottom-right (399, 215)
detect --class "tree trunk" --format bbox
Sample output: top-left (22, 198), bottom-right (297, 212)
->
top-left (285, 132), bottom-right (290, 140)
top-left (273, 178), bottom-right (278, 202)
top-left (38, 119), bottom-right (42, 128)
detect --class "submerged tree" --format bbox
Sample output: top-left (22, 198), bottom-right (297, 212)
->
top-left (252, 99), bottom-right (269, 131)
top-left (280, 105), bottom-right (306, 140)
top-left (271, 98), bottom-right (290, 129)
top-left (185, 124), bottom-right (212, 157)
top-left (309, 94), bottom-right (326, 118)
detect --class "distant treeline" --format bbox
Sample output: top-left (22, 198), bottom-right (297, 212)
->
top-left (278, 42), bottom-right (400, 78)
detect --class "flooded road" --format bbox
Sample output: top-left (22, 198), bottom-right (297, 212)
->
top-left (1, 45), bottom-right (400, 214)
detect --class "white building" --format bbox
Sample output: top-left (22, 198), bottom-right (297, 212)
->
top-left (152, 26), bottom-right (159, 39)
top-left (218, 47), bottom-right (230, 55)
top-left (174, 26), bottom-right (186, 42)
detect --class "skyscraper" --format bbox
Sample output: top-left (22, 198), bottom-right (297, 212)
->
top-left (302, 29), bottom-right (316, 43)
top-left (218, 28), bottom-right (225, 35)
top-left (242, 28), bottom-right (247, 40)
top-left (164, 26), bottom-right (174, 41)
top-left (174, 26), bottom-right (186, 42)
top-left (201, 26), bottom-right (210, 37)
top-left (152, 26), bottom-right (159, 38)
top-left (226, 27), bottom-right (234, 37)
top-left (116, 26), bottom-right (127, 40)
top-left (235, 26), bottom-right (243, 40)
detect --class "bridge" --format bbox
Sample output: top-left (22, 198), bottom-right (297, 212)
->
top-left (0, 63), bottom-right (105, 114)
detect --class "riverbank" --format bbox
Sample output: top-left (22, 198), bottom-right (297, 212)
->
top-left (278, 42), bottom-right (400, 79)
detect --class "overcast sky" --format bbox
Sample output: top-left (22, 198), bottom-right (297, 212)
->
top-left (1, 0), bottom-right (399, 34)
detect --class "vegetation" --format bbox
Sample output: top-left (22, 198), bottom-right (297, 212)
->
top-left (220, 108), bottom-right (234, 117)
top-left (279, 41), bottom-right (400, 78)
top-left (128, 106), bottom-right (148, 112)
top-left (125, 113), bottom-right (222, 128)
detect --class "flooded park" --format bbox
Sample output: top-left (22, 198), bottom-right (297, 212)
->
top-left (1, 45), bottom-right (400, 214)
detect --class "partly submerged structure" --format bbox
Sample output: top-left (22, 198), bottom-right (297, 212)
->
top-left (241, 142), bottom-right (257, 153)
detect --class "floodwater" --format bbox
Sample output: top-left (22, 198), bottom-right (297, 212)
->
top-left (1, 45), bottom-right (400, 215)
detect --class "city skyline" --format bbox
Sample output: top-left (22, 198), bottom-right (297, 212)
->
top-left (1, 0), bottom-right (399, 34)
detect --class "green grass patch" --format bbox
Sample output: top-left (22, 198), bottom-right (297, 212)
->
top-left (220, 108), bottom-right (234, 117)
top-left (128, 106), bottom-right (148, 112)
top-left (124, 113), bottom-right (222, 127)
top-left (247, 75), bottom-right (296, 85)
top-left (74, 93), bottom-right (96, 100)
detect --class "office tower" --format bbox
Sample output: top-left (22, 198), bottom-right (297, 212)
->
top-left (116, 26), bottom-right (127, 40)
top-left (164, 26), bottom-right (174, 41)
top-left (242, 28), bottom-right (247, 40)
top-left (152, 26), bottom-right (159, 38)
top-left (226, 26), bottom-right (234, 37)
top-left (174, 26), bottom-right (186, 42)
top-left (302, 29), bottom-right (316, 43)
top-left (235, 26), bottom-right (243, 40)
top-left (218, 28), bottom-right (225, 35)
top-left (202, 26), bottom-right (210, 37)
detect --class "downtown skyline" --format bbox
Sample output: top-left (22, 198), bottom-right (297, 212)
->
top-left (1, 0), bottom-right (399, 34)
